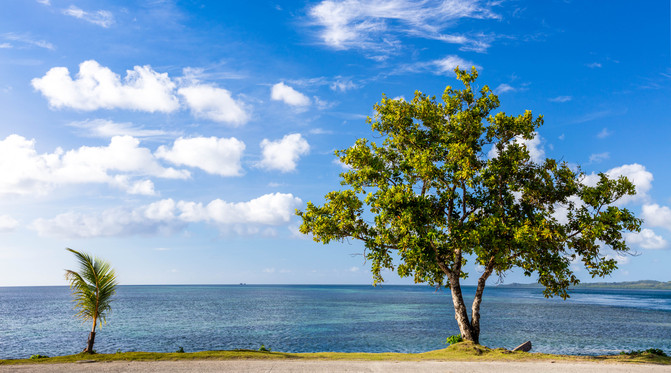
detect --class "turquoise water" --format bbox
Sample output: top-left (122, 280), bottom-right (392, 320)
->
top-left (0, 285), bottom-right (670, 359)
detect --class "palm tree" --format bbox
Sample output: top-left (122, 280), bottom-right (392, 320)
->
top-left (65, 248), bottom-right (118, 354)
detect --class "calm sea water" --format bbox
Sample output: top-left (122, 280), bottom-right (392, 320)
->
top-left (1, 285), bottom-right (670, 359)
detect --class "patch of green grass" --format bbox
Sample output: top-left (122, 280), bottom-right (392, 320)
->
top-left (2, 342), bottom-right (669, 366)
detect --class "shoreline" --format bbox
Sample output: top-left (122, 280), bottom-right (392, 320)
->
top-left (2, 360), bottom-right (671, 373)
top-left (2, 343), bottom-right (669, 366)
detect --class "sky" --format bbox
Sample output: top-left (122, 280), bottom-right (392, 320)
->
top-left (0, 0), bottom-right (669, 287)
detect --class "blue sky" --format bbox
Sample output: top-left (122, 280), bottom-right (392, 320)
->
top-left (0, 0), bottom-right (669, 286)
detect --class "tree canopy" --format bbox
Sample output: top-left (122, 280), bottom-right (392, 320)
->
top-left (297, 68), bottom-right (641, 344)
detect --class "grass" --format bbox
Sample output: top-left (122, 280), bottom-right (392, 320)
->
top-left (2, 342), bottom-right (669, 365)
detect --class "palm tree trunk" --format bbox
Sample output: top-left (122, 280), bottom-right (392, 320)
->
top-left (84, 316), bottom-right (97, 353)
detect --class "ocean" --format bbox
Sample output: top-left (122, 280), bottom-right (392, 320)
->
top-left (1, 284), bottom-right (670, 359)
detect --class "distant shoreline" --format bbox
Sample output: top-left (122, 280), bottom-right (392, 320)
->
top-left (497, 280), bottom-right (671, 290)
top-left (1, 281), bottom-right (670, 289)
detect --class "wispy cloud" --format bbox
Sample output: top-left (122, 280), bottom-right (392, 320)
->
top-left (549, 95), bottom-right (572, 103)
top-left (396, 55), bottom-right (479, 76)
top-left (2, 33), bottom-right (54, 50)
top-left (588, 152), bottom-right (609, 164)
top-left (586, 62), bottom-right (602, 68)
top-left (67, 119), bottom-right (180, 139)
top-left (62, 5), bottom-right (114, 28)
top-left (308, 0), bottom-right (500, 57)
top-left (494, 83), bottom-right (515, 94)
top-left (597, 128), bottom-right (612, 139)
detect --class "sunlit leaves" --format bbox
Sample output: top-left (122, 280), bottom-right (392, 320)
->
top-left (297, 67), bottom-right (641, 299)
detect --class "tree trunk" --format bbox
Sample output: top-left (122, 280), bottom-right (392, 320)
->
top-left (84, 316), bottom-right (97, 353)
top-left (447, 273), bottom-right (479, 344)
top-left (84, 332), bottom-right (96, 353)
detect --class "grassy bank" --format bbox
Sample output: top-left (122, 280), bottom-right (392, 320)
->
top-left (2, 342), bottom-right (669, 365)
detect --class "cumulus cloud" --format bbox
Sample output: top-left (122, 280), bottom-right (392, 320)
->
top-left (257, 134), bottom-right (310, 172)
top-left (309, 0), bottom-right (498, 55)
top-left (33, 193), bottom-right (302, 238)
top-left (488, 132), bottom-right (545, 163)
top-left (271, 82), bottom-right (310, 107)
top-left (67, 119), bottom-right (178, 139)
top-left (625, 228), bottom-right (667, 250)
top-left (330, 79), bottom-right (357, 92)
top-left (582, 164), bottom-right (653, 204)
top-left (178, 84), bottom-right (250, 126)
top-left (156, 136), bottom-right (246, 176)
top-left (62, 5), bottom-right (114, 28)
top-left (0, 134), bottom-right (188, 196)
top-left (32, 60), bottom-right (179, 112)
top-left (0, 215), bottom-right (19, 232)
top-left (642, 204), bottom-right (671, 231)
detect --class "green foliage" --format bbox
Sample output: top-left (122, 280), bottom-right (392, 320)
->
top-left (445, 334), bottom-right (463, 345)
top-left (258, 344), bottom-right (271, 352)
top-left (297, 67), bottom-right (641, 342)
top-left (621, 348), bottom-right (667, 357)
top-left (116, 349), bottom-right (123, 354)
top-left (65, 248), bottom-right (118, 328)
top-left (297, 67), bottom-right (640, 297)
top-left (29, 355), bottom-right (48, 359)
top-left (176, 347), bottom-right (185, 353)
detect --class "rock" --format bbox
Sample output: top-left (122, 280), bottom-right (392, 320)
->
top-left (512, 341), bottom-right (532, 352)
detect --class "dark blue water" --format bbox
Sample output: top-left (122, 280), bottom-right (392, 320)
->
top-left (0, 285), bottom-right (669, 359)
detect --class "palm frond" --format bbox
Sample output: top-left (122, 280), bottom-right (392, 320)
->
top-left (65, 248), bottom-right (118, 328)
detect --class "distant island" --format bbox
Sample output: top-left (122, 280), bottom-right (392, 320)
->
top-left (498, 280), bottom-right (671, 290)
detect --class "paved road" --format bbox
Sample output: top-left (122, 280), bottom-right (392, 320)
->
top-left (2, 360), bottom-right (670, 373)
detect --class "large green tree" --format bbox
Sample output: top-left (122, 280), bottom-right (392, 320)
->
top-left (65, 248), bottom-right (118, 354)
top-left (297, 68), bottom-right (641, 344)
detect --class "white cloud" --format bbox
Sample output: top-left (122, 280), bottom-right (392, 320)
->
top-left (494, 83), bottom-right (515, 94)
top-left (257, 134), bottom-right (310, 172)
top-left (432, 55), bottom-right (479, 75)
top-left (488, 132), bottom-right (544, 163)
top-left (0, 43), bottom-right (11, 49)
top-left (605, 253), bottom-right (630, 265)
top-left (587, 62), bottom-right (602, 68)
top-left (0, 134), bottom-right (188, 196)
top-left (32, 60), bottom-right (179, 112)
top-left (642, 204), bottom-right (671, 231)
top-left (36, 0), bottom-right (51, 5)
top-left (2, 33), bottom-right (54, 50)
top-left (0, 215), bottom-right (19, 232)
top-left (549, 95), bottom-right (572, 103)
top-left (582, 164), bottom-right (653, 204)
top-left (330, 79), bottom-right (357, 92)
top-left (62, 5), bottom-right (114, 28)
top-left (625, 228), bottom-right (667, 250)
top-left (156, 136), bottom-right (246, 176)
top-left (67, 119), bottom-right (177, 139)
top-left (588, 152), bottom-right (610, 164)
top-left (33, 193), bottom-right (302, 238)
top-left (309, 0), bottom-right (499, 54)
top-left (597, 128), bottom-right (612, 139)
top-left (271, 82), bottom-right (310, 107)
top-left (178, 84), bottom-right (250, 126)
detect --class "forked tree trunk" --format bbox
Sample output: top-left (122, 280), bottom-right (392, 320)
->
top-left (446, 257), bottom-right (495, 345)
top-left (447, 273), bottom-right (479, 343)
